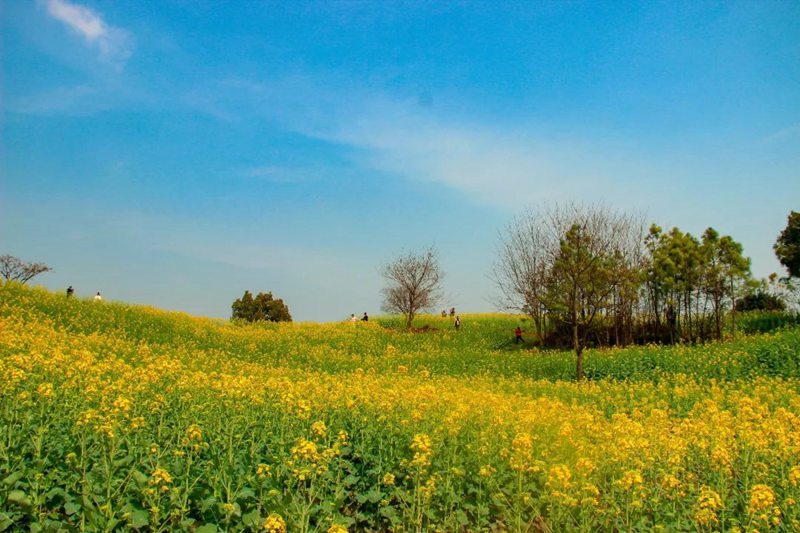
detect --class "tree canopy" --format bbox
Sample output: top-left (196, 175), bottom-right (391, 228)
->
top-left (775, 211), bottom-right (800, 278)
top-left (231, 291), bottom-right (292, 323)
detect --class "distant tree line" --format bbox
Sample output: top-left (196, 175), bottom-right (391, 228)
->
top-left (493, 204), bottom-right (799, 380)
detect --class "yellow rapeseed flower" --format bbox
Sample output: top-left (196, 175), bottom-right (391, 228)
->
top-left (263, 513), bottom-right (286, 533)
top-left (749, 484), bottom-right (775, 514)
top-left (410, 433), bottom-right (432, 469)
top-left (694, 486), bottom-right (723, 526)
top-left (150, 467), bottom-right (172, 486)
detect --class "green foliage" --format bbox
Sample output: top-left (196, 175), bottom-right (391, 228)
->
top-left (231, 290), bottom-right (292, 323)
top-left (735, 291), bottom-right (787, 312)
top-left (643, 225), bottom-right (750, 342)
top-left (736, 310), bottom-right (800, 334)
top-left (774, 210), bottom-right (800, 278)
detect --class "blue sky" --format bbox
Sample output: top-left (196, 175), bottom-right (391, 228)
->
top-left (2, 1), bottom-right (799, 321)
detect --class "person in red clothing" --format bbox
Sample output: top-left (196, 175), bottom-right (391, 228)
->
top-left (514, 326), bottom-right (524, 344)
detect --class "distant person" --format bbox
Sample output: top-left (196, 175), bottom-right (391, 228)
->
top-left (66, 286), bottom-right (74, 298)
top-left (441, 310), bottom-right (447, 317)
top-left (362, 312), bottom-right (369, 322)
top-left (515, 326), bottom-right (524, 344)
top-left (454, 315), bottom-right (461, 331)
top-left (450, 307), bottom-right (456, 317)
top-left (94, 291), bottom-right (103, 302)
top-left (350, 314), bottom-right (358, 323)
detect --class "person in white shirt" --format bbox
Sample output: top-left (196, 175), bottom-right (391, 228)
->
top-left (94, 291), bottom-right (103, 302)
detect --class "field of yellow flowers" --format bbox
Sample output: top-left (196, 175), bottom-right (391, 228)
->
top-left (1, 282), bottom-right (800, 532)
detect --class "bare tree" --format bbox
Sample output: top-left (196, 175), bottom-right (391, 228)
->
top-left (493, 204), bottom-right (643, 380)
top-left (381, 247), bottom-right (444, 329)
top-left (493, 209), bottom-right (551, 338)
top-left (0, 255), bottom-right (53, 283)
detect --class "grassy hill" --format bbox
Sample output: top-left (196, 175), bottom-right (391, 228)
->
top-left (1, 282), bottom-right (799, 531)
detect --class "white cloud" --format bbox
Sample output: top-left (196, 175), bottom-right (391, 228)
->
top-left (196, 77), bottom-right (658, 209)
top-left (328, 115), bottom-right (625, 207)
top-left (42, 0), bottom-right (133, 67)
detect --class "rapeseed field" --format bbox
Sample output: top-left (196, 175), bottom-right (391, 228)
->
top-left (1, 282), bottom-right (799, 531)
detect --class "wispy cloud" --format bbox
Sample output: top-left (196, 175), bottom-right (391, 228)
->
top-left (763, 122), bottom-right (800, 144)
top-left (42, 0), bottom-right (133, 67)
top-left (196, 76), bottom-right (658, 209)
top-left (5, 84), bottom-right (97, 114)
top-left (245, 166), bottom-right (304, 184)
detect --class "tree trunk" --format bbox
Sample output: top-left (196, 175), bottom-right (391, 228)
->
top-left (573, 321), bottom-right (584, 381)
top-left (729, 276), bottom-right (736, 339)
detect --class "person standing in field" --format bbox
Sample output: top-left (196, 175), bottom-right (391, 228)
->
top-left (94, 291), bottom-right (103, 302)
top-left (350, 313), bottom-right (358, 324)
top-left (454, 315), bottom-right (461, 331)
top-left (515, 326), bottom-right (524, 344)
top-left (362, 312), bottom-right (369, 322)
top-left (66, 286), bottom-right (74, 298)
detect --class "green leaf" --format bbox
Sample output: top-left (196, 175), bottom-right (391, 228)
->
top-left (7, 490), bottom-right (32, 508)
top-left (131, 470), bottom-right (149, 487)
top-left (366, 488), bottom-right (383, 503)
top-left (44, 519), bottom-right (70, 532)
top-left (195, 524), bottom-right (218, 533)
top-left (242, 510), bottom-right (261, 528)
top-left (128, 510), bottom-right (149, 529)
top-left (200, 496), bottom-right (217, 512)
top-left (379, 506), bottom-right (398, 521)
top-left (64, 502), bottom-right (81, 516)
top-left (113, 457), bottom-right (132, 468)
top-left (235, 487), bottom-right (256, 501)
top-left (0, 513), bottom-right (15, 533)
top-left (44, 487), bottom-right (66, 503)
top-left (1, 472), bottom-right (23, 488)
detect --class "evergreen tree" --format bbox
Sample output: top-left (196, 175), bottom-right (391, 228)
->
top-left (231, 290), bottom-right (292, 322)
top-left (775, 211), bottom-right (800, 278)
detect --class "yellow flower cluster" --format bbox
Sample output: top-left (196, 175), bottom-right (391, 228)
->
top-left (509, 433), bottom-right (534, 472)
top-left (749, 484), bottom-right (781, 526)
top-left (150, 467), bottom-right (173, 493)
top-left (410, 433), bottom-right (433, 469)
top-left (262, 513), bottom-right (286, 533)
top-left (311, 420), bottom-right (327, 437)
top-left (694, 486), bottom-right (723, 526)
top-left (790, 466), bottom-right (800, 487)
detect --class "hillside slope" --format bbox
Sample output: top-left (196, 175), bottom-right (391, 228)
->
top-left (3, 282), bottom-right (800, 381)
top-left (1, 283), bottom-right (799, 531)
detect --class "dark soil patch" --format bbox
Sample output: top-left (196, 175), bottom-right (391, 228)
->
top-left (410, 325), bottom-right (439, 333)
